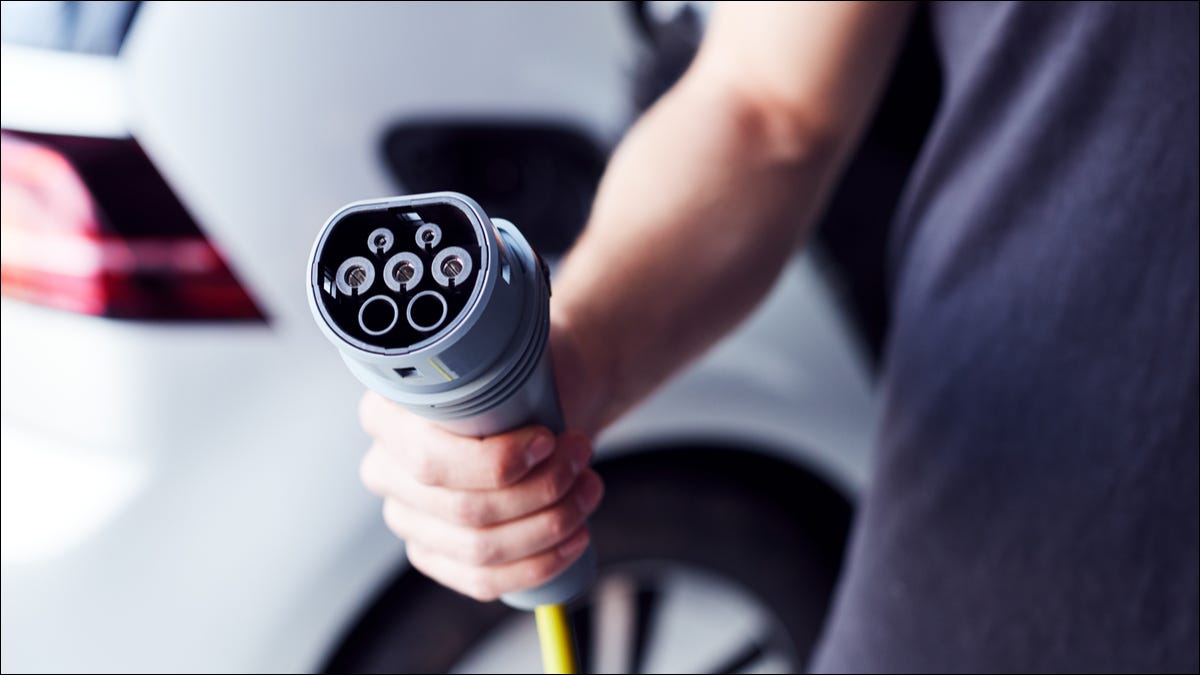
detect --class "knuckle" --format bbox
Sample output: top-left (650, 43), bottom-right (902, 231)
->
top-left (464, 571), bottom-right (499, 602)
top-left (404, 557), bottom-right (427, 581)
top-left (540, 464), bottom-right (573, 505)
top-left (381, 501), bottom-right (406, 537)
top-left (358, 452), bottom-right (381, 494)
top-left (464, 532), bottom-right (501, 566)
top-left (523, 555), bottom-right (565, 590)
top-left (482, 456), bottom-right (519, 489)
top-left (404, 543), bottom-right (429, 571)
top-left (482, 461), bottom-right (509, 489)
top-left (409, 453), bottom-right (443, 486)
top-left (479, 437), bottom-right (526, 487)
top-left (355, 454), bottom-right (374, 492)
top-left (449, 493), bottom-right (489, 528)
top-left (544, 507), bottom-right (573, 542)
top-left (406, 545), bottom-right (461, 596)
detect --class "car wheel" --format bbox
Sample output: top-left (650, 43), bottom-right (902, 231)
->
top-left (323, 447), bottom-right (852, 674)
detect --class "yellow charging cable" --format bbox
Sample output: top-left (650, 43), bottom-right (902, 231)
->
top-left (534, 604), bottom-right (579, 674)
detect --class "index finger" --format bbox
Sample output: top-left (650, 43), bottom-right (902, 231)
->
top-left (359, 390), bottom-right (557, 490)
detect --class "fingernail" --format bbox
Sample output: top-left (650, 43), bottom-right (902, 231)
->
top-left (558, 533), bottom-right (589, 559)
top-left (525, 432), bottom-right (555, 468)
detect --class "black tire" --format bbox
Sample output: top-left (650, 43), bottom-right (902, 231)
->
top-left (323, 446), bottom-right (852, 674)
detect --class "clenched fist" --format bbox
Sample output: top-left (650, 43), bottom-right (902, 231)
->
top-left (357, 388), bottom-right (602, 601)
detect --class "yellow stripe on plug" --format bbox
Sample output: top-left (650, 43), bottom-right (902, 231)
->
top-left (427, 357), bottom-right (455, 382)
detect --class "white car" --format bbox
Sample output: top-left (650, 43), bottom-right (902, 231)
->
top-left (0, 2), bottom-right (878, 673)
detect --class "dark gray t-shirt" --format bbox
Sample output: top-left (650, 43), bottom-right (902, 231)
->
top-left (812, 2), bottom-right (1198, 671)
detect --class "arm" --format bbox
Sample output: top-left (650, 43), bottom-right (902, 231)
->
top-left (360, 1), bottom-right (914, 600)
top-left (554, 0), bottom-right (915, 435)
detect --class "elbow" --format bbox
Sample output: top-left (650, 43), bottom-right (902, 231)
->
top-left (727, 89), bottom-right (841, 171)
top-left (679, 66), bottom-right (842, 171)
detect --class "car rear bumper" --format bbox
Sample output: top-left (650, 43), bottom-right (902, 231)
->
top-left (0, 299), bottom-right (401, 672)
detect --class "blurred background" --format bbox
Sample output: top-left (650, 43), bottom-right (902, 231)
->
top-left (0, 1), bottom-right (939, 672)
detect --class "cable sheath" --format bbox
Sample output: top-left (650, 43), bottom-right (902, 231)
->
top-left (535, 603), bottom-right (579, 674)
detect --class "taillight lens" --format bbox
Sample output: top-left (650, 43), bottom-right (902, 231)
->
top-left (0, 131), bottom-right (265, 321)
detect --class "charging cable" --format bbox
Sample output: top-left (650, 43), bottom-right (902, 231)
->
top-left (536, 604), bottom-right (580, 673)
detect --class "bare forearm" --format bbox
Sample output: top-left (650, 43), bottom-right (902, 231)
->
top-left (552, 2), bottom-right (914, 435)
top-left (552, 76), bottom-right (842, 434)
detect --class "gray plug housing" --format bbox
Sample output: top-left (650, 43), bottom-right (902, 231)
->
top-left (308, 191), bottom-right (594, 609)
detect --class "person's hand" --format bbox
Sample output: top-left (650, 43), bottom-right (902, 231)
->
top-left (357, 322), bottom-right (604, 602)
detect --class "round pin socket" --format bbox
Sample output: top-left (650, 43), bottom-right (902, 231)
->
top-left (415, 223), bottom-right (442, 249)
top-left (432, 247), bottom-right (473, 287)
top-left (383, 252), bottom-right (423, 292)
top-left (367, 227), bottom-right (395, 255)
top-left (335, 256), bottom-right (375, 296)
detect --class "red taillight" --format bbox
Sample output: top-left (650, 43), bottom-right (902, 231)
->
top-left (0, 132), bottom-right (265, 321)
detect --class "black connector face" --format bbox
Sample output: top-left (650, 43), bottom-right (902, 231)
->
top-left (315, 202), bottom-right (483, 350)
